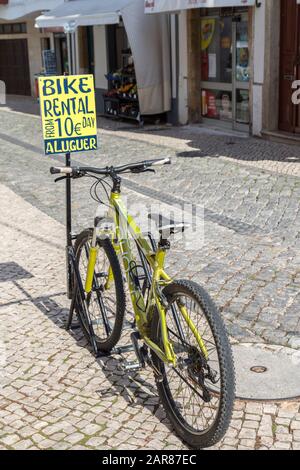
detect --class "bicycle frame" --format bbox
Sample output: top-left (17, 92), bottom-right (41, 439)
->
top-left (84, 189), bottom-right (208, 365)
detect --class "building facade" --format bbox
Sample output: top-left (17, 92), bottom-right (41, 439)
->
top-left (1, 0), bottom-right (299, 141)
top-left (0, 1), bottom-right (62, 96)
top-left (172, 0), bottom-right (300, 140)
top-left (262, 0), bottom-right (300, 140)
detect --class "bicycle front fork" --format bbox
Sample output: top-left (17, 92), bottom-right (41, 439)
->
top-left (85, 228), bottom-right (99, 294)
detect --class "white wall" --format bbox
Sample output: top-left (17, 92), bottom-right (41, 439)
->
top-left (177, 10), bottom-right (188, 125)
top-left (93, 25), bottom-right (108, 90)
top-left (252, 2), bottom-right (266, 136)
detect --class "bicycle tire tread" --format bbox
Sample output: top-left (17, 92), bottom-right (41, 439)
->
top-left (74, 229), bottom-right (126, 352)
top-left (151, 279), bottom-right (235, 449)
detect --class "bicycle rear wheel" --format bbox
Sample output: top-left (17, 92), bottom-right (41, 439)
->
top-left (150, 280), bottom-right (235, 449)
top-left (74, 229), bottom-right (126, 352)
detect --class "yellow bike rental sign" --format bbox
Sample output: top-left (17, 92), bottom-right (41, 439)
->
top-left (39, 74), bottom-right (98, 155)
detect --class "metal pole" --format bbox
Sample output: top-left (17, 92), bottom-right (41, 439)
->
top-left (66, 32), bottom-right (72, 75)
top-left (65, 150), bottom-right (73, 300)
top-left (65, 151), bottom-right (72, 247)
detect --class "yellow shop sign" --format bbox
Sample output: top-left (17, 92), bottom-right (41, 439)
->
top-left (39, 75), bottom-right (98, 155)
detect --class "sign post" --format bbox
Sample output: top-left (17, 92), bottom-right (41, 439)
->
top-left (39, 74), bottom-right (98, 299)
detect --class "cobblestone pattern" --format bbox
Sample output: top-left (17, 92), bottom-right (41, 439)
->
top-left (0, 109), bottom-right (299, 348)
top-left (0, 182), bottom-right (300, 450)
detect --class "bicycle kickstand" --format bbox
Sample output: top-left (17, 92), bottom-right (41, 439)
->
top-left (66, 289), bottom-right (77, 330)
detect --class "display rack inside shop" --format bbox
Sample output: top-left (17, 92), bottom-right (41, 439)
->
top-left (104, 61), bottom-right (143, 126)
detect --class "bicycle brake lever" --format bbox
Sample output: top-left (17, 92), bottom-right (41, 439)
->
top-left (54, 176), bottom-right (67, 183)
top-left (131, 168), bottom-right (155, 174)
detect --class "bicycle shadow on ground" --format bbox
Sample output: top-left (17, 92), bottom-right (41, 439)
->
top-left (0, 261), bottom-right (91, 353)
top-left (94, 349), bottom-right (177, 437)
top-left (1, 263), bottom-right (185, 446)
top-left (35, 292), bottom-right (178, 440)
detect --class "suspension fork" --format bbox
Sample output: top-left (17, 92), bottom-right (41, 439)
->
top-left (85, 227), bottom-right (99, 294)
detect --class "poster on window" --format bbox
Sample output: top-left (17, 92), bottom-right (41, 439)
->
top-left (201, 19), bottom-right (215, 51)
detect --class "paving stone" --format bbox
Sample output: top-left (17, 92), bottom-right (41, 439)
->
top-left (12, 439), bottom-right (32, 450)
top-left (0, 434), bottom-right (20, 446)
top-left (243, 420), bottom-right (259, 430)
top-left (239, 428), bottom-right (257, 440)
top-left (245, 414), bottom-right (262, 422)
top-left (275, 433), bottom-right (292, 443)
top-left (38, 439), bottom-right (57, 450)
top-left (273, 441), bottom-right (291, 450)
top-left (86, 437), bottom-right (107, 448)
top-left (245, 403), bottom-right (263, 415)
top-left (275, 418), bottom-right (291, 426)
top-left (240, 439), bottom-right (256, 448)
top-left (293, 430), bottom-right (300, 441)
top-left (276, 425), bottom-right (289, 434)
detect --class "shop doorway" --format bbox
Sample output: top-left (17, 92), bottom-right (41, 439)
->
top-left (77, 26), bottom-right (94, 75)
top-left (200, 9), bottom-right (250, 131)
top-left (54, 33), bottom-right (69, 75)
top-left (279, 0), bottom-right (300, 134)
top-left (0, 39), bottom-right (31, 95)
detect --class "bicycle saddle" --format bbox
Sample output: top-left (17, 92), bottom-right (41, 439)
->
top-left (148, 213), bottom-right (189, 238)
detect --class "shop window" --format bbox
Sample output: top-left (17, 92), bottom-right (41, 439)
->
top-left (0, 23), bottom-right (26, 34)
top-left (202, 89), bottom-right (232, 121)
top-left (236, 18), bottom-right (249, 82)
top-left (201, 16), bottom-right (232, 84)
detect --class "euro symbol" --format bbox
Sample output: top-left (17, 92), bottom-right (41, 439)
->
top-left (75, 123), bottom-right (82, 136)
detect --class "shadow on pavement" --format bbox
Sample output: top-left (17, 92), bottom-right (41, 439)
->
top-left (2, 265), bottom-right (174, 439)
top-left (175, 134), bottom-right (300, 163)
top-left (0, 94), bottom-right (40, 116)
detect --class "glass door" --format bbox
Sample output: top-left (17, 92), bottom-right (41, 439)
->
top-left (200, 10), bottom-right (250, 132)
top-left (200, 15), bottom-right (233, 126)
top-left (233, 12), bottom-right (250, 130)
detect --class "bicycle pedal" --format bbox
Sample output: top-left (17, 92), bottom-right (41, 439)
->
top-left (114, 344), bottom-right (135, 354)
top-left (117, 360), bottom-right (142, 372)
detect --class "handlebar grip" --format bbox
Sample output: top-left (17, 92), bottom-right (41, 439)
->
top-left (151, 158), bottom-right (171, 166)
top-left (50, 167), bottom-right (73, 175)
top-left (50, 167), bottom-right (62, 175)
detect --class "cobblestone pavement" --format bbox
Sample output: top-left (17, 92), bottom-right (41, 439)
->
top-left (0, 108), bottom-right (300, 348)
top-left (1, 182), bottom-right (300, 451)
top-left (0, 104), bottom-right (300, 450)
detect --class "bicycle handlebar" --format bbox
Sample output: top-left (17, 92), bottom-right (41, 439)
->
top-left (50, 158), bottom-right (171, 177)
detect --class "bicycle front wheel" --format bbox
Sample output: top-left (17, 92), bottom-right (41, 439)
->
top-left (74, 229), bottom-right (126, 352)
top-left (150, 280), bottom-right (235, 449)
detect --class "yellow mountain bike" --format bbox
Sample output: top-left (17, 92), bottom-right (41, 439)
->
top-left (50, 158), bottom-right (235, 449)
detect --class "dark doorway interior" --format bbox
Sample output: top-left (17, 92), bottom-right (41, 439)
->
top-left (54, 33), bottom-right (69, 75)
top-left (279, 0), bottom-right (300, 133)
top-left (0, 38), bottom-right (31, 95)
